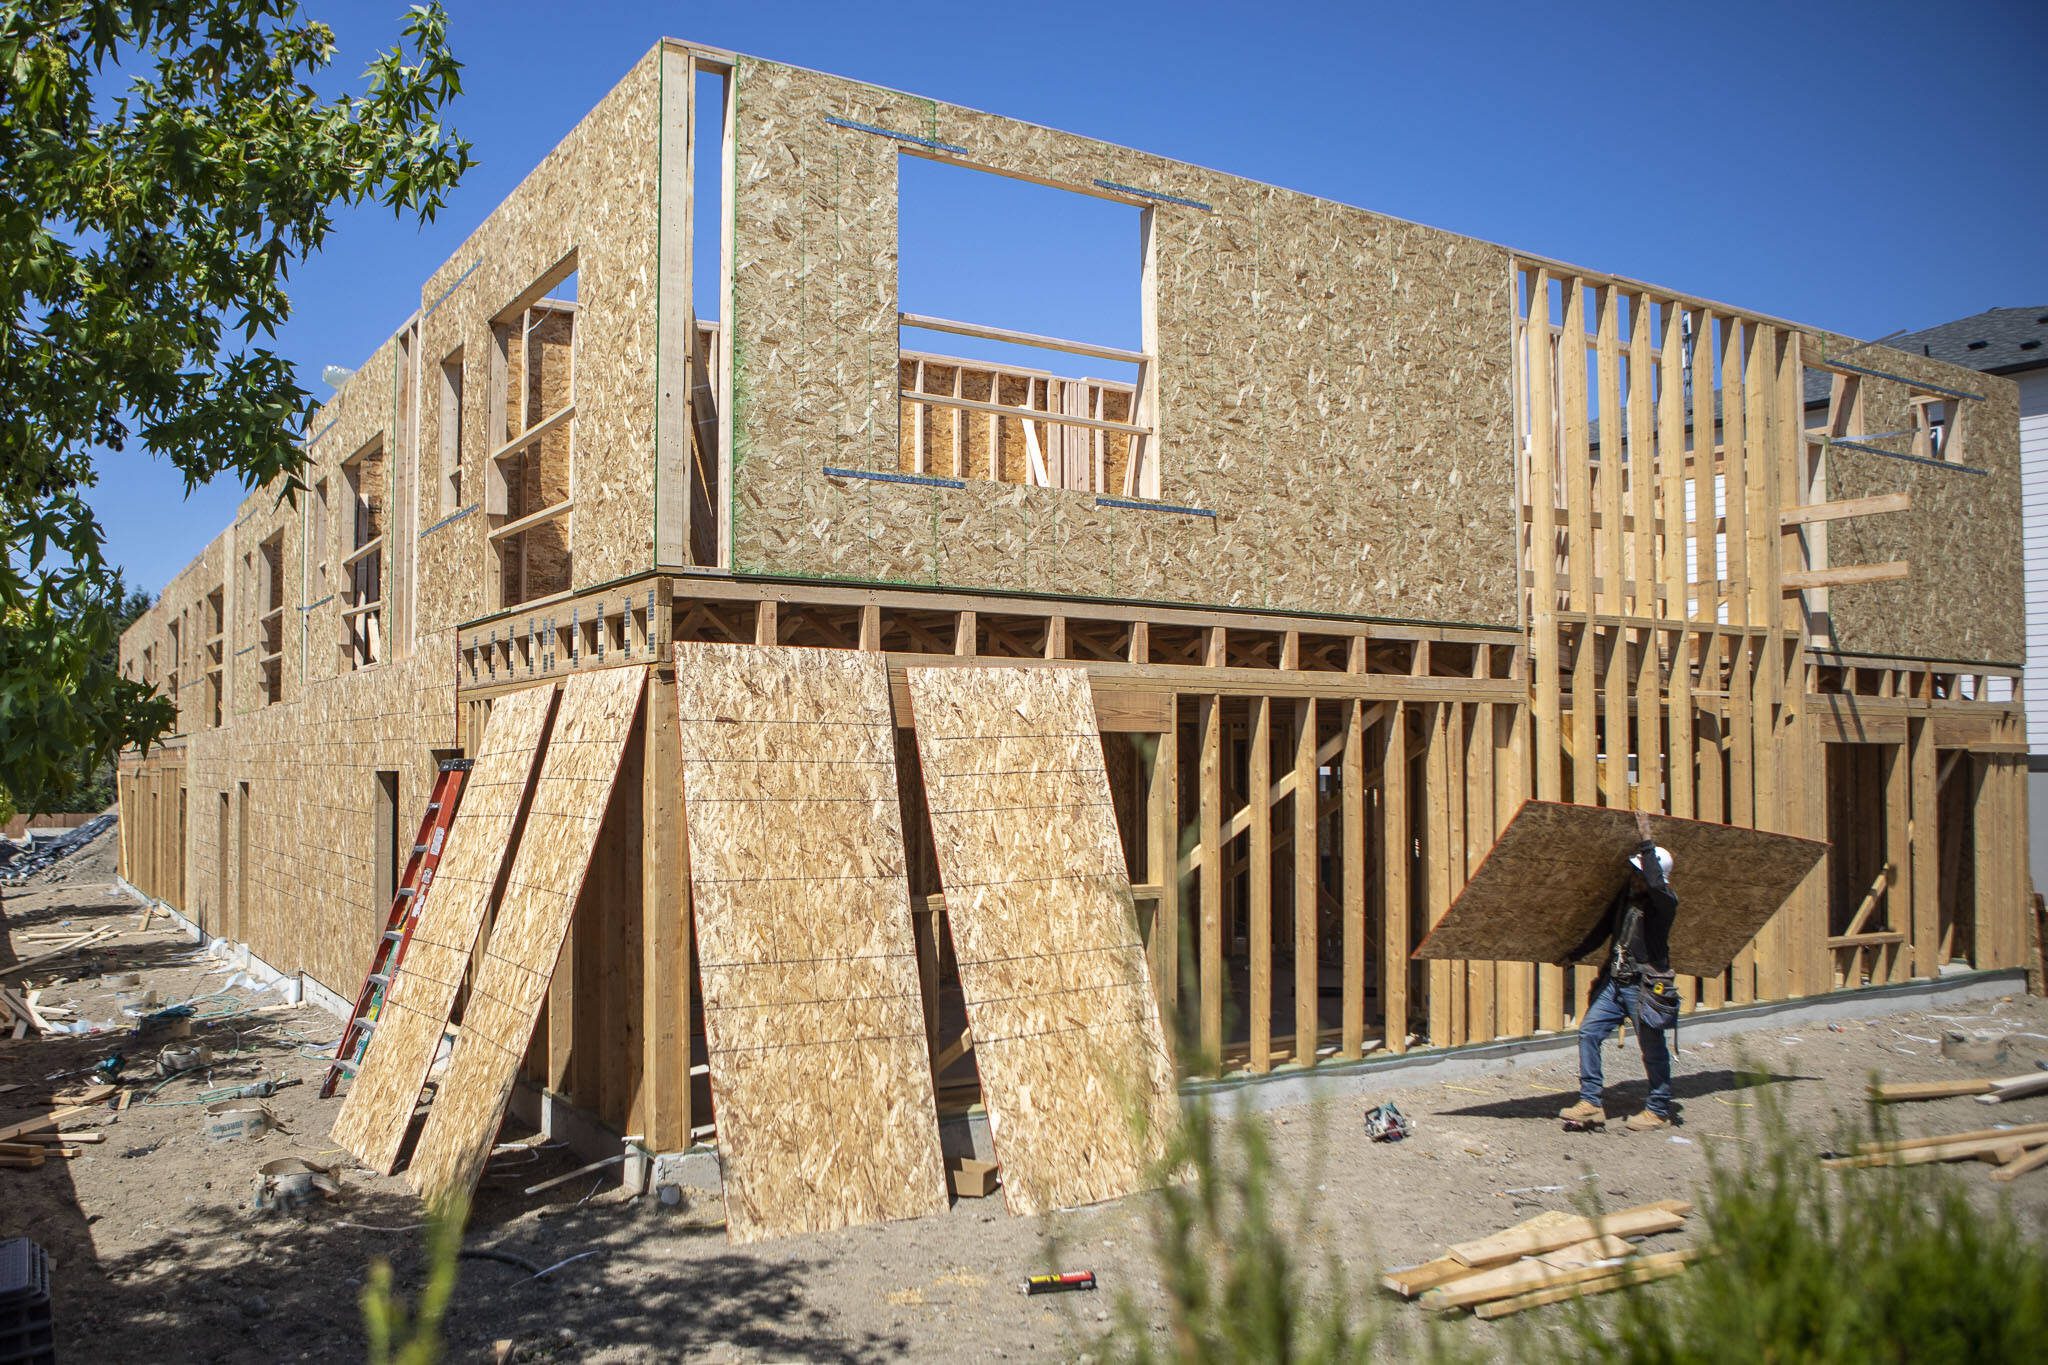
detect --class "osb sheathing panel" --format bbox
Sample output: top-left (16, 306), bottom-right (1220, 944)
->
top-left (729, 57), bottom-right (1518, 626)
top-left (106, 332), bottom-right (469, 993)
top-left (671, 642), bottom-right (948, 1243)
top-left (906, 665), bottom-right (1178, 1216)
top-left (1414, 801), bottom-right (1828, 978)
top-left (407, 666), bottom-right (645, 1207)
top-left (109, 48), bottom-right (665, 999)
top-left (415, 47), bottom-right (662, 625)
top-left (331, 685), bottom-right (555, 1174)
top-left (1809, 333), bottom-right (2024, 665)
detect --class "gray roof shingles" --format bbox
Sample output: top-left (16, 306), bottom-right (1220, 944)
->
top-left (1801, 306), bottom-right (2048, 409)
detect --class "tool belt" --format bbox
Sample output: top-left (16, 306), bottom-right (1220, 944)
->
top-left (1633, 970), bottom-right (1679, 1031)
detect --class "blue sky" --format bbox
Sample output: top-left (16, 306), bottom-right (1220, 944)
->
top-left (93, 0), bottom-right (2048, 595)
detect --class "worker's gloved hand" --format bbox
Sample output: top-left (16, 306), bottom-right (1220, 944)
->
top-left (1635, 839), bottom-right (1668, 893)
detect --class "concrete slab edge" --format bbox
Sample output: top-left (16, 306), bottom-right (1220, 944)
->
top-left (1188, 968), bottom-right (2032, 1116)
top-left (110, 876), bottom-right (343, 1016)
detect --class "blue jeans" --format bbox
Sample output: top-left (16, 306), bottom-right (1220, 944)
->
top-left (1578, 977), bottom-right (1673, 1117)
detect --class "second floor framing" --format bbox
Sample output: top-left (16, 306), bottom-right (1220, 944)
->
top-left (118, 38), bottom-right (2026, 729)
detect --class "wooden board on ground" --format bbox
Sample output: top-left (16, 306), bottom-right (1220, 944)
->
top-left (406, 667), bottom-right (646, 1207)
top-left (907, 665), bottom-right (1179, 1217)
top-left (672, 642), bottom-right (949, 1243)
top-left (1414, 801), bottom-right (1827, 977)
top-left (331, 684), bottom-right (556, 1174)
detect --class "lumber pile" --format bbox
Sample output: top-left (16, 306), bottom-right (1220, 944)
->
top-left (1821, 1120), bottom-right (2048, 1182)
top-left (0, 927), bottom-right (116, 1037)
top-left (1381, 1199), bottom-right (1696, 1318)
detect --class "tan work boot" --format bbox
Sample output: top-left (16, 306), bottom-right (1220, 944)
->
top-left (1559, 1099), bottom-right (1606, 1125)
top-left (1624, 1110), bottom-right (1671, 1133)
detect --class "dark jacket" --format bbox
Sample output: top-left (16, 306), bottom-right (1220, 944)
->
top-left (1565, 880), bottom-right (1678, 981)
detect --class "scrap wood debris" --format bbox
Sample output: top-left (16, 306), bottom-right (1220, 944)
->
top-left (1868, 1067), bottom-right (2048, 1106)
top-left (1380, 1199), bottom-right (1695, 1318)
top-left (1821, 1120), bottom-right (2048, 1182)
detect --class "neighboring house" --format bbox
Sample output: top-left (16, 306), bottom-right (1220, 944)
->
top-left (1865, 308), bottom-right (2048, 890)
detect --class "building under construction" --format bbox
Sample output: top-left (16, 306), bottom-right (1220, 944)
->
top-left (114, 39), bottom-right (2036, 1239)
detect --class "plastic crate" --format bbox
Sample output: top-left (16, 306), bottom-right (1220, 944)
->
top-left (0, 1239), bottom-right (54, 1365)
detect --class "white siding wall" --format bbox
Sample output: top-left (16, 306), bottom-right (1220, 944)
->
top-left (2017, 369), bottom-right (2048, 894)
top-left (2020, 370), bottom-right (2048, 754)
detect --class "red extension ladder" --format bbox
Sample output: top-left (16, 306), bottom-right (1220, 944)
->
top-left (321, 757), bottom-right (473, 1098)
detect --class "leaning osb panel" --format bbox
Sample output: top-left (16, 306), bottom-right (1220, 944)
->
top-left (406, 667), bottom-right (645, 1206)
top-left (1809, 332), bottom-right (2023, 666)
top-left (730, 56), bottom-right (1519, 626)
top-left (906, 665), bottom-right (1178, 1217)
top-left (330, 684), bottom-right (556, 1174)
top-left (1414, 801), bottom-right (1827, 978)
top-left (672, 642), bottom-right (949, 1244)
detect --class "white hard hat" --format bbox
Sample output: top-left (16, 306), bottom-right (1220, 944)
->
top-left (1630, 845), bottom-right (1674, 879)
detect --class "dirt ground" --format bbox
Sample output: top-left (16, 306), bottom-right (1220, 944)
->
top-left (4, 828), bottom-right (2045, 1362)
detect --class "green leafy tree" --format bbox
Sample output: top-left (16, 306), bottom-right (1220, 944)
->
top-left (0, 0), bottom-right (474, 809)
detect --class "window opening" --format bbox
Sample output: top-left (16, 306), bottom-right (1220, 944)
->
top-left (251, 530), bottom-right (285, 703)
top-left (488, 262), bottom-right (577, 607)
top-left (308, 476), bottom-right (330, 600)
top-left (440, 350), bottom-right (465, 512)
top-left (895, 155), bottom-right (1154, 496)
top-left (203, 586), bottom-right (224, 726)
top-left (341, 437), bottom-right (386, 669)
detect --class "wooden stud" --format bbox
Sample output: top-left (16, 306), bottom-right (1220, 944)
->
top-left (954, 610), bottom-right (977, 657)
top-left (1657, 301), bottom-right (1688, 616)
top-left (1721, 316), bottom-right (1748, 627)
top-left (1499, 704), bottom-right (1535, 1037)
top-left (1528, 271), bottom-right (1563, 810)
top-left (1381, 703), bottom-right (1410, 1053)
top-left (1249, 697), bottom-right (1273, 1073)
top-left (1884, 739), bottom-right (1912, 986)
top-left (1595, 285), bottom-right (1625, 617)
top-left (1148, 712), bottom-right (1181, 1032)
top-left (1603, 626), bottom-right (1629, 805)
top-left (1341, 698), bottom-right (1369, 1059)
top-left (1199, 695), bottom-right (1224, 1063)
top-left (1634, 625), bottom-right (1662, 814)
top-left (858, 604), bottom-right (881, 651)
top-left (1563, 283), bottom-right (1594, 625)
top-left (1690, 309), bottom-right (1718, 622)
top-left (641, 668), bottom-right (690, 1150)
top-left (1626, 292), bottom-right (1657, 617)
top-left (1465, 702), bottom-right (1496, 1043)
top-left (1427, 704), bottom-right (1453, 1047)
top-left (1044, 615), bottom-right (1067, 660)
top-left (753, 599), bottom-right (778, 646)
top-left (1444, 704), bottom-right (1467, 1044)
top-left (1294, 697), bottom-right (1319, 1066)
top-left (1730, 638), bottom-right (1757, 1002)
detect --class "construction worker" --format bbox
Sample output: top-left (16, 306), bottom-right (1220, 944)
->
top-left (1557, 840), bottom-right (1680, 1132)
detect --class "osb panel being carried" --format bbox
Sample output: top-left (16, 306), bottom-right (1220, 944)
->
top-left (330, 684), bottom-right (556, 1174)
top-left (1810, 333), bottom-right (2024, 665)
top-left (407, 666), bottom-right (645, 1206)
top-left (906, 664), bottom-right (1178, 1216)
top-left (1414, 801), bottom-right (1828, 978)
top-left (672, 642), bottom-right (948, 1243)
top-left (729, 57), bottom-right (1518, 627)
